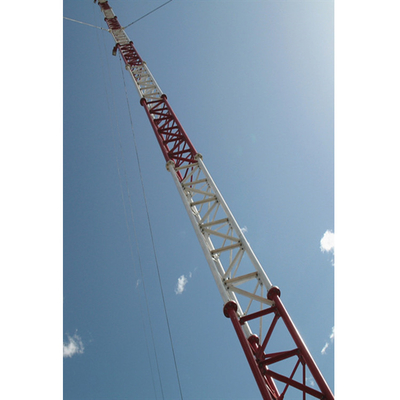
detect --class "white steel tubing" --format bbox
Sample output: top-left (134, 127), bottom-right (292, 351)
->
top-left (227, 271), bottom-right (258, 285)
top-left (199, 218), bottom-right (228, 227)
top-left (166, 161), bottom-right (231, 304)
top-left (129, 62), bottom-right (163, 100)
top-left (97, 1), bottom-right (163, 100)
top-left (227, 287), bottom-right (274, 307)
top-left (167, 160), bottom-right (253, 338)
top-left (196, 157), bottom-right (273, 291)
top-left (202, 229), bottom-right (239, 242)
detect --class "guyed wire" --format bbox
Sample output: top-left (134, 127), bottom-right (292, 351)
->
top-left (93, 1), bottom-right (182, 399)
top-left (117, 52), bottom-right (185, 400)
top-left (64, 0), bottom-right (173, 31)
top-left (67, 1), bottom-right (182, 398)
top-left (92, 6), bottom-right (163, 399)
top-left (63, 16), bottom-right (107, 31)
top-left (123, 0), bottom-right (173, 29)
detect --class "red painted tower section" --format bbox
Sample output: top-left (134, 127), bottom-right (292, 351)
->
top-left (101, 2), bottom-right (197, 182)
top-left (139, 95), bottom-right (198, 181)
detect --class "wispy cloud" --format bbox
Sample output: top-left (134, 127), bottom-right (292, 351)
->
top-left (241, 226), bottom-right (248, 233)
top-left (321, 327), bottom-right (334, 355)
top-left (320, 230), bottom-right (334, 266)
top-left (321, 342), bottom-right (329, 355)
top-left (175, 275), bottom-right (188, 295)
top-left (63, 332), bottom-right (84, 358)
top-left (320, 230), bottom-right (334, 253)
top-left (306, 376), bottom-right (316, 388)
top-left (174, 270), bottom-right (195, 295)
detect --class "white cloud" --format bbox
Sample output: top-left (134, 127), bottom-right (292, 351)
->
top-left (320, 230), bottom-right (334, 253)
top-left (175, 275), bottom-right (188, 295)
top-left (63, 333), bottom-right (84, 358)
top-left (321, 327), bottom-right (334, 355)
top-left (241, 226), bottom-right (248, 233)
top-left (306, 376), bottom-right (316, 387)
top-left (321, 342), bottom-right (329, 355)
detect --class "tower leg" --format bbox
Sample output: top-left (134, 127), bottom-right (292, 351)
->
top-left (224, 302), bottom-right (275, 400)
top-left (267, 287), bottom-right (334, 400)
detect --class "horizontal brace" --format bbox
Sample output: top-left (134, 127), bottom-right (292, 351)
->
top-left (184, 187), bottom-right (215, 197)
top-left (138, 82), bottom-right (158, 90)
top-left (175, 162), bottom-right (198, 172)
top-left (225, 271), bottom-right (258, 286)
top-left (135, 77), bottom-right (156, 84)
top-left (138, 84), bottom-right (159, 92)
top-left (134, 69), bottom-right (152, 76)
top-left (240, 306), bottom-right (276, 324)
top-left (136, 77), bottom-right (157, 84)
top-left (210, 242), bottom-right (241, 255)
top-left (202, 227), bottom-right (239, 242)
top-left (135, 71), bottom-right (152, 78)
top-left (200, 217), bottom-right (229, 228)
top-left (226, 286), bottom-right (274, 306)
top-left (142, 94), bottom-right (163, 101)
top-left (136, 77), bottom-right (154, 83)
top-left (260, 349), bottom-right (299, 366)
top-left (182, 178), bottom-right (206, 187)
top-left (139, 85), bottom-right (161, 92)
top-left (190, 196), bottom-right (217, 207)
top-left (141, 89), bottom-right (160, 95)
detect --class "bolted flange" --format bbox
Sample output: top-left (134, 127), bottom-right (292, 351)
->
top-left (267, 286), bottom-right (281, 301)
top-left (223, 301), bottom-right (238, 318)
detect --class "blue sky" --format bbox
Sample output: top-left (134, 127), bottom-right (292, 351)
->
top-left (4, 1), bottom-right (400, 399)
top-left (62, 1), bottom-right (334, 398)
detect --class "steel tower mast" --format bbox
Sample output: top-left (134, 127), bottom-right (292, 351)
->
top-left (95, 1), bottom-right (334, 399)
